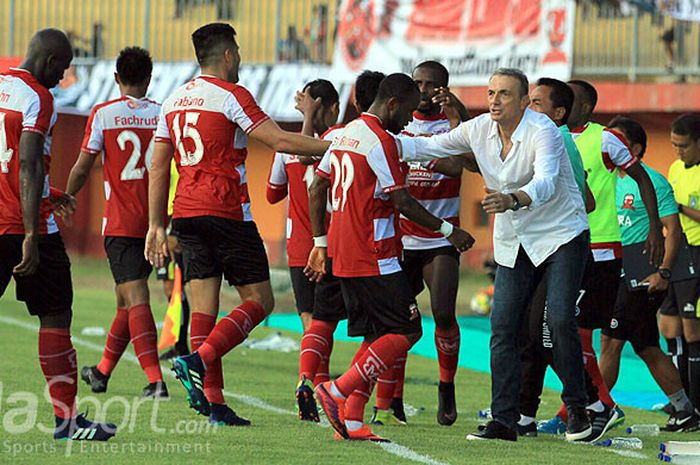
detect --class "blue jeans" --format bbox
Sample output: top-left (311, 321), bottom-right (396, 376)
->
top-left (489, 231), bottom-right (589, 430)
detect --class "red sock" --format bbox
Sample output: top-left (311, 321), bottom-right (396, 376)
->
top-left (345, 382), bottom-right (375, 423)
top-left (313, 352), bottom-right (331, 386)
top-left (375, 366), bottom-right (396, 410)
top-left (128, 304), bottom-right (162, 383)
top-left (96, 307), bottom-right (129, 376)
top-left (190, 312), bottom-right (224, 404)
top-left (335, 334), bottom-right (412, 397)
top-left (435, 323), bottom-right (460, 383)
top-left (350, 341), bottom-right (371, 368)
top-left (392, 353), bottom-right (407, 399)
top-left (198, 301), bottom-right (266, 366)
top-left (579, 328), bottom-right (614, 408)
top-left (39, 328), bottom-right (77, 419)
top-left (299, 319), bottom-right (336, 381)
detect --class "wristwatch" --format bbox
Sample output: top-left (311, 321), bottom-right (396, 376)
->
top-left (658, 268), bottom-right (672, 280)
top-left (509, 193), bottom-right (522, 211)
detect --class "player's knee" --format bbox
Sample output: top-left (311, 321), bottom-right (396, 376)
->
top-left (404, 327), bottom-right (423, 346)
top-left (38, 308), bottom-right (73, 329)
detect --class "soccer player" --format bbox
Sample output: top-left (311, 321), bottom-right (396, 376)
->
top-left (0, 28), bottom-right (116, 440)
top-left (306, 73), bottom-right (475, 441)
top-left (537, 79), bottom-right (665, 439)
top-left (372, 60), bottom-right (469, 427)
top-left (66, 46), bottom-right (167, 398)
top-left (659, 114), bottom-right (700, 412)
top-left (598, 116), bottom-right (699, 431)
top-left (145, 23), bottom-right (331, 426)
top-left (292, 71), bottom-right (386, 422)
top-left (266, 79), bottom-right (340, 331)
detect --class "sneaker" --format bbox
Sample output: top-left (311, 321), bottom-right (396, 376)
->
top-left (583, 404), bottom-right (619, 442)
top-left (390, 397), bottom-right (407, 423)
top-left (466, 421), bottom-right (517, 441)
top-left (537, 415), bottom-right (567, 435)
top-left (565, 407), bottom-right (592, 441)
top-left (209, 403), bottom-right (251, 426)
top-left (143, 381), bottom-right (169, 398)
top-left (610, 405), bottom-right (625, 430)
top-left (80, 366), bottom-right (109, 393)
top-left (314, 382), bottom-right (347, 439)
top-left (54, 413), bottom-right (117, 441)
top-left (517, 422), bottom-right (537, 437)
top-left (296, 377), bottom-right (319, 422)
top-left (661, 402), bottom-right (676, 415)
top-left (437, 381), bottom-right (457, 426)
top-left (345, 425), bottom-right (390, 442)
top-left (171, 352), bottom-right (210, 416)
top-left (662, 409), bottom-right (700, 432)
top-left (370, 407), bottom-right (406, 426)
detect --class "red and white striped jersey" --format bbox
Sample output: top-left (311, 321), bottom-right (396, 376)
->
top-left (317, 113), bottom-right (408, 277)
top-left (155, 75), bottom-right (269, 221)
top-left (400, 112), bottom-right (460, 250)
top-left (266, 125), bottom-right (343, 267)
top-left (81, 96), bottom-right (160, 237)
top-left (0, 68), bottom-right (58, 235)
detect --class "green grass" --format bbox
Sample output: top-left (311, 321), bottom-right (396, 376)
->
top-left (0, 257), bottom-right (696, 464)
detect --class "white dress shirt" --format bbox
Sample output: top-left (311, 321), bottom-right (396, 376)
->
top-left (401, 108), bottom-right (589, 268)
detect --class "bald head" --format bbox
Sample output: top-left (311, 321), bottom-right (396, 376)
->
top-left (22, 28), bottom-right (73, 89)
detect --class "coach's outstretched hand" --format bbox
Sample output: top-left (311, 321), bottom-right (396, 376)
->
top-left (447, 227), bottom-right (475, 253)
top-left (144, 226), bottom-right (169, 268)
top-left (304, 246), bottom-right (327, 283)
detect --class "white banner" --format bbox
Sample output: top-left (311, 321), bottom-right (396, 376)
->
top-left (330, 0), bottom-right (575, 86)
top-left (656, 0), bottom-right (700, 21)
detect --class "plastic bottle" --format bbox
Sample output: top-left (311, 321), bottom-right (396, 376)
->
top-left (477, 408), bottom-right (492, 419)
top-left (626, 424), bottom-right (660, 436)
top-left (595, 437), bottom-right (643, 449)
top-left (658, 453), bottom-right (700, 464)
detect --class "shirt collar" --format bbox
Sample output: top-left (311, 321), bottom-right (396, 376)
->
top-left (487, 109), bottom-right (528, 142)
top-left (361, 112), bottom-right (383, 124)
top-left (569, 123), bottom-right (589, 134)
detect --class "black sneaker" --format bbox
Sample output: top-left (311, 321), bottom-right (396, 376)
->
top-left (80, 366), bottom-right (109, 393)
top-left (582, 404), bottom-right (618, 442)
top-left (172, 352), bottom-right (210, 416)
top-left (565, 406), bottom-right (592, 441)
top-left (295, 377), bottom-right (319, 422)
top-left (54, 413), bottom-right (117, 441)
top-left (661, 402), bottom-right (676, 415)
top-left (143, 381), bottom-right (169, 398)
top-left (391, 397), bottom-right (407, 423)
top-left (209, 403), bottom-right (251, 426)
top-left (662, 409), bottom-right (700, 432)
top-left (437, 382), bottom-right (457, 426)
top-left (466, 421), bottom-right (517, 441)
top-left (517, 422), bottom-right (537, 437)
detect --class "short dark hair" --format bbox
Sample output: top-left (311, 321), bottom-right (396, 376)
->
top-left (191, 23), bottom-right (237, 66)
top-left (671, 113), bottom-right (700, 142)
top-left (303, 79), bottom-right (339, 108)
top-left (536, 77), bottom-right (574, 124)
top-left (375, 73), bottom-right (419, 102)
top-left (568, 79), bottom-right (598, 111)
top-left (355, 70), bottom-right (385, 112)
top-left (491, 68), bottom-right (529, 98)
top-left (116, 47), bottom-right (152, 86)
top-left (414, 60), bottom-right (449, 87)
top-left (608, 115), bottom-right (647, 158)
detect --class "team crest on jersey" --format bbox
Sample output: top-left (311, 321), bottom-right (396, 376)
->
top-left (126, 99), bottom-right (148, 110)
top-left (408, 302), bottom-right (420, 320)
top-left (185, 80), bottom-right (197, 91)
top-left (609, 318), bottom-right (618, 329)
top-left (690, 194), bottom-right (699, 209)
top-left (621, 193), bottom-right (635, 210)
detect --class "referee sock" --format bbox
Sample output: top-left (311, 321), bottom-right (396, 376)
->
top-left (190, 312), bottom-right (224, 405)
top-left (96, 307), bottom-right (129, 376)
top-left (687, 341), bottom-right (700, 409)
top-left (39, 328), bottom-right (77, 419)
top-left (667, 336), bottom-right (690, 395)
top-left (299, 319), bottom-right (336, 383)
top-left (435, 323), bottom-right (460, 383)
top-left (128, 304), bottom-right (162, 383)
top-left (198, 301), bottom-right (266, 366)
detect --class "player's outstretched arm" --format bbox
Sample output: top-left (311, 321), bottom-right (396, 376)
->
top-left (249, 119), bottom-right (330, 157)
top-left (625, 162), bottom-right (665, 266)
top-left (304, 174), bottom-right (330, 282)
top-left (390, 188), bottom-right (474, 253)
top-left (14, 131), bottom-right (45, 276)
top-left (66, 150), bottom-right (97, 197)
top-left (145, 141), bottom-right (173, 267)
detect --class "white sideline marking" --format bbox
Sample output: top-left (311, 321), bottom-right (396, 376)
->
top-left (0, 314), bottom-right (452, 465)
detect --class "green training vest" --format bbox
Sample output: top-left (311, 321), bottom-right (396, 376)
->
top-left (574, 123), bottom-right (621, 244)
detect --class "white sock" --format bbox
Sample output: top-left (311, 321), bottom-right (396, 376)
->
top-left (586, 400), bottom-right (604, 413)
top-left (345, 420), bottom-right (363, 431)
top-left (330, 382), bottom-right (346, 399)
top-left (518, 415), bottom-right (535, 426)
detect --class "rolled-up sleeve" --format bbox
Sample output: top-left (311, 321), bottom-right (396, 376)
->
top-left (399, 122), bottom-right (472, 162)
top-left (519, 125), bottom-right (563, 208)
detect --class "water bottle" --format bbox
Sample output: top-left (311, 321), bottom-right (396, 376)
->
top-left (595, 437), bottom-right (643, 449)
top-left (626, 424), bottom-right (659, 436)
top-left (658, 453), bottom-right (700, 464)
top-left (478, 408), bottom-right (492, 419)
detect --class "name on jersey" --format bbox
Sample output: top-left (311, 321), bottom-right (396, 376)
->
top-left (618, 214), bottom-right (632, 227)
top-left (0, 91), bottom-right (10, 103)
top-left (113, 115), bottom-right (159, 127)
top-left (174, 96), bottom-right (205, 108)
top-left (335, 136), bottom-right (360, 150)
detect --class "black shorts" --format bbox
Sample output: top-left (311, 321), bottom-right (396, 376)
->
top-left (312, 259), bottom-right (346, 322)
top-left (172, 216), bottom-right (270, 287)
top-left (402, 246), bottom-right (460, 297)
top-left (290, 266), bottom-right (315, 314)
top-left (576, 255), bottom-right (622, 330)
top-left (340, 271), bottom-right (422, 338)
top-left (660, 246), bottom-right (700, 319)
top-left (602, 278), bottom-right (664, 352)
top-left (0, 234), bottom-right (73, 316)
top-left (104, 236), bottom-right (152, 284)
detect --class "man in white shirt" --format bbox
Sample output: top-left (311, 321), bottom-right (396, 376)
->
top-left (401, 68), bottom-right (592, 442)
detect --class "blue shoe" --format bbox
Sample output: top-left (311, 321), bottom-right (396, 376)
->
top-left (610, 406), bottom-right (625, 430)
top-left (537, 415), bottom-right (567, 435)
top-left (172, 352), bottom-right (210, 416)
top-left (209, 403), bottom-right (250, 426)
top-left (54, 413), bottom-right (117, 441)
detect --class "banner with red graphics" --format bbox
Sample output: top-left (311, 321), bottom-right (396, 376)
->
top-left (330, 0), bottom-right (575, 86)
